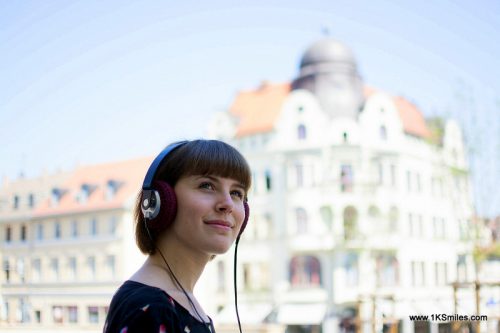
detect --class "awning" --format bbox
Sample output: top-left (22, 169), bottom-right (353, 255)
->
top-left (277, 303), bottom-right (327, 325)
top-left (215, 303), bottom-right (273, 324)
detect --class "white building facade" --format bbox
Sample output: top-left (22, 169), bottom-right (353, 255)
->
top-left (208, 38), bottom-right (482, 333)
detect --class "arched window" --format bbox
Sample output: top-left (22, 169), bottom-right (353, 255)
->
top-left (343, 206), bottom-right (358, 240)
top-left (295, 208), bottom-right (308, 233)
top-left (297, 124), bottom-right (307, 140)
top-left (289, 255), bottom-right (322, 287)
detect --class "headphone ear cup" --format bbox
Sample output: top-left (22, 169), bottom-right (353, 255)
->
top-left (238, 201), bottom-right (250, 238)
top-left (146, 180), bottom-right (177, 231)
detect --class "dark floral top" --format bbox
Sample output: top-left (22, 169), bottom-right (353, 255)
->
top-left (104, 280), bottom-right (215, 333)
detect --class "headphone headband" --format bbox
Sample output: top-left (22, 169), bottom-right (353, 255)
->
top-left (142, 141), bottom-right (188, 189)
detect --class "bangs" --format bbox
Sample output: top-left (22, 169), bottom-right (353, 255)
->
top-left (158, 140), bottom-right (251, 193)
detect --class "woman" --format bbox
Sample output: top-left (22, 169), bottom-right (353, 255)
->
top-left (104, 139), bottom-right (251, 333)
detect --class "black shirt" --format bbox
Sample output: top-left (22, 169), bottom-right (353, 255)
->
top-left (104, 280), bottom-right (215, 333)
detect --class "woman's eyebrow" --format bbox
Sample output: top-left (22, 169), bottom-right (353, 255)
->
top-left (198, 175), bottom-right (245, 190)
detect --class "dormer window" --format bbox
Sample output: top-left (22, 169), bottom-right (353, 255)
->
top-left (78, 184), bottom-right (96, 204)
top-left (51, 188), bottom-right (65, 207)
top-left (106, 180), bottom-right (122, 201)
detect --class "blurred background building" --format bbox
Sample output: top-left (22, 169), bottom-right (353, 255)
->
top-left (0, 38), bottom-right (498, 333)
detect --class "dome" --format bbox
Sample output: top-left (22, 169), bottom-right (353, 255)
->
top-left (300, 38), bottom-right (355, 68)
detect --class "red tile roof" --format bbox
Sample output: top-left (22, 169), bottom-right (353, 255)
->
top-left (34, 157), bottom-right (151, 217)
top-left (229, 81), bottom-right (291, 137)
top-left (230, 82), bottom-right (431, 139)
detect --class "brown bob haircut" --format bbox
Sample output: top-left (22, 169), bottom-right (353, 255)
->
top-left (135, 139), bottom-right (251, 254)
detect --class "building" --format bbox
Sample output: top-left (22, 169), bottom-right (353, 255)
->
top-left (0, 158), bottom-right (150, 331)
top-left (208, 38), bottom-right (485, 333)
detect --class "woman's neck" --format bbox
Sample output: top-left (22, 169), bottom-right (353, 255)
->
top-left (150, 233), bottom-right (211, 292)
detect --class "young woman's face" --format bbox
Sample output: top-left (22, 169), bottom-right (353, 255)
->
top-left (169, 174), bottom-right (246, 256)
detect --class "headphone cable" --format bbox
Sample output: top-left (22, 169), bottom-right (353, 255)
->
top-left (234, 236), bottom-right (243, 333)
top-left (145, 219), bottom-right (213, 333)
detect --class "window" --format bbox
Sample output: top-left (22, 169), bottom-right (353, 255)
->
top-left (20, 225), bottom-right (26, 241)
top-left (376, 254), bottom-right (398, 287)
top-left (380, 125), bottom-right (387, 140)
top-left (389, 207), bottom-right (399, 231)
top-left (106, 255), bottom-right (115, 279)
top-left (289, 256), bottom-right (321, 287)
top-left (3, 259), bottom-right (10, 283)
top-left (295, 208), bottom-right (308, 234)
top-left (79, 184), bottom-right (95, 204)
top-left (17, 258), bottom-right (25, 282)
top-left (343, 206), bottom-right (358, 240)
top-left (344, 253), bottom-right (359, 286)
top-left (88, 306), bottom-right (99, 323)
top-left (36, 223), bottom-right (44, 240)
top-left (50, 258), bottom-right (59, 280)
top-left (53, 306), bottom-right (63, 323)
top-left (89, 219), bottom-right (97, 236)
top-left (320, 206), bottom-right (333, 230)
top-left (433, 217), bottom-right (446, 239)
top-left (457, 255), bottom-right (467, 282)
top-left (434, 262), bottom-right (448, 286)
top-left (390, 164), bottom-right (396, 187)
top-left (28, 194), bottom-right (35, 208)
top-left (13, 195), bottom-right (20, 209)
top-left (342, 132), bottom-right (348, 143)
top-left (54, 222), bottom-right (61, 239)
top-left (68, 306), bottom-right (78, 323)
top-left (265, 170), bottom-right (272, 191)
top-left (32, 258), bottom-right (41, 281)
top-left (68, 257), bottom-right (77, 280)
top-left (106, 180), bottom-right (121, 200)
top-left (295, 164), bottom-right (304, 188)
top-left (340, 165), bottom-right (353, 192)
top-left (108, 217), bottom-right (117, 235)
top-left (416, 173), bottom-right (422, 192)
top-left (408, 214), bottom-right (423, 237)
top-left (51, 188), bottom-right (64, 207)
top-left (87, 256), bottom-right (96, 279)
top-left (5, 225), bottom-right (11, 242)
top-left (35, 310), bottom-right (41, 323)
top-left (297, 124), bottom-right (307, 140)
top-left (411, 261), bottom-right (425, 286)
top-left (71, 220), bottom-right (78, 238)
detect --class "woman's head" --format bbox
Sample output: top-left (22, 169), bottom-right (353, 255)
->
top-left (135, 139), bottom-right (251, 254)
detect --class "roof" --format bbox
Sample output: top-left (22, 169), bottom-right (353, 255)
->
top-left (229, 81), bottom-right (291, 137)
top-left (230, 82), bottom-right (431, 139)
top-left (34, 157), bottom-right (151, 217)
top-left (393, 96), bottom-right (432, 138)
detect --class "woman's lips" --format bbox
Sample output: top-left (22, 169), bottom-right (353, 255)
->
top-left (204, 220), bottom-right (232, 231)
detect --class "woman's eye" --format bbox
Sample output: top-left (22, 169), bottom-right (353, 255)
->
top-left (231, 190), bottom-right (244, 199)
top-left (199, 182), bottom-right (214, 190)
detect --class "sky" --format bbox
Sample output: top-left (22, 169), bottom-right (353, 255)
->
top-left (0, 0), bottom-right (499, 217)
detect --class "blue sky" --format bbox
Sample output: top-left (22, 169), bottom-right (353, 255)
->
top-left (1, 0), bottom-right (498, 216)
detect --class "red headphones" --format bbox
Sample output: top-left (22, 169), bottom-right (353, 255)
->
top-left (140, 141), bottom-right (249, 238)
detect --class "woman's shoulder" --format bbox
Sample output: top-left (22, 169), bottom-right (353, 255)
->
top-left (104, 280), bottom-right (181, 332)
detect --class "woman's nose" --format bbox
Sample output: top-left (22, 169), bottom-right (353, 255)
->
top-left (215, 192), bottom-right (233, 213)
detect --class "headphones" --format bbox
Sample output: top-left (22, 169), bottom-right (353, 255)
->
top-left (140, 141), bottom-right (250, 238)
